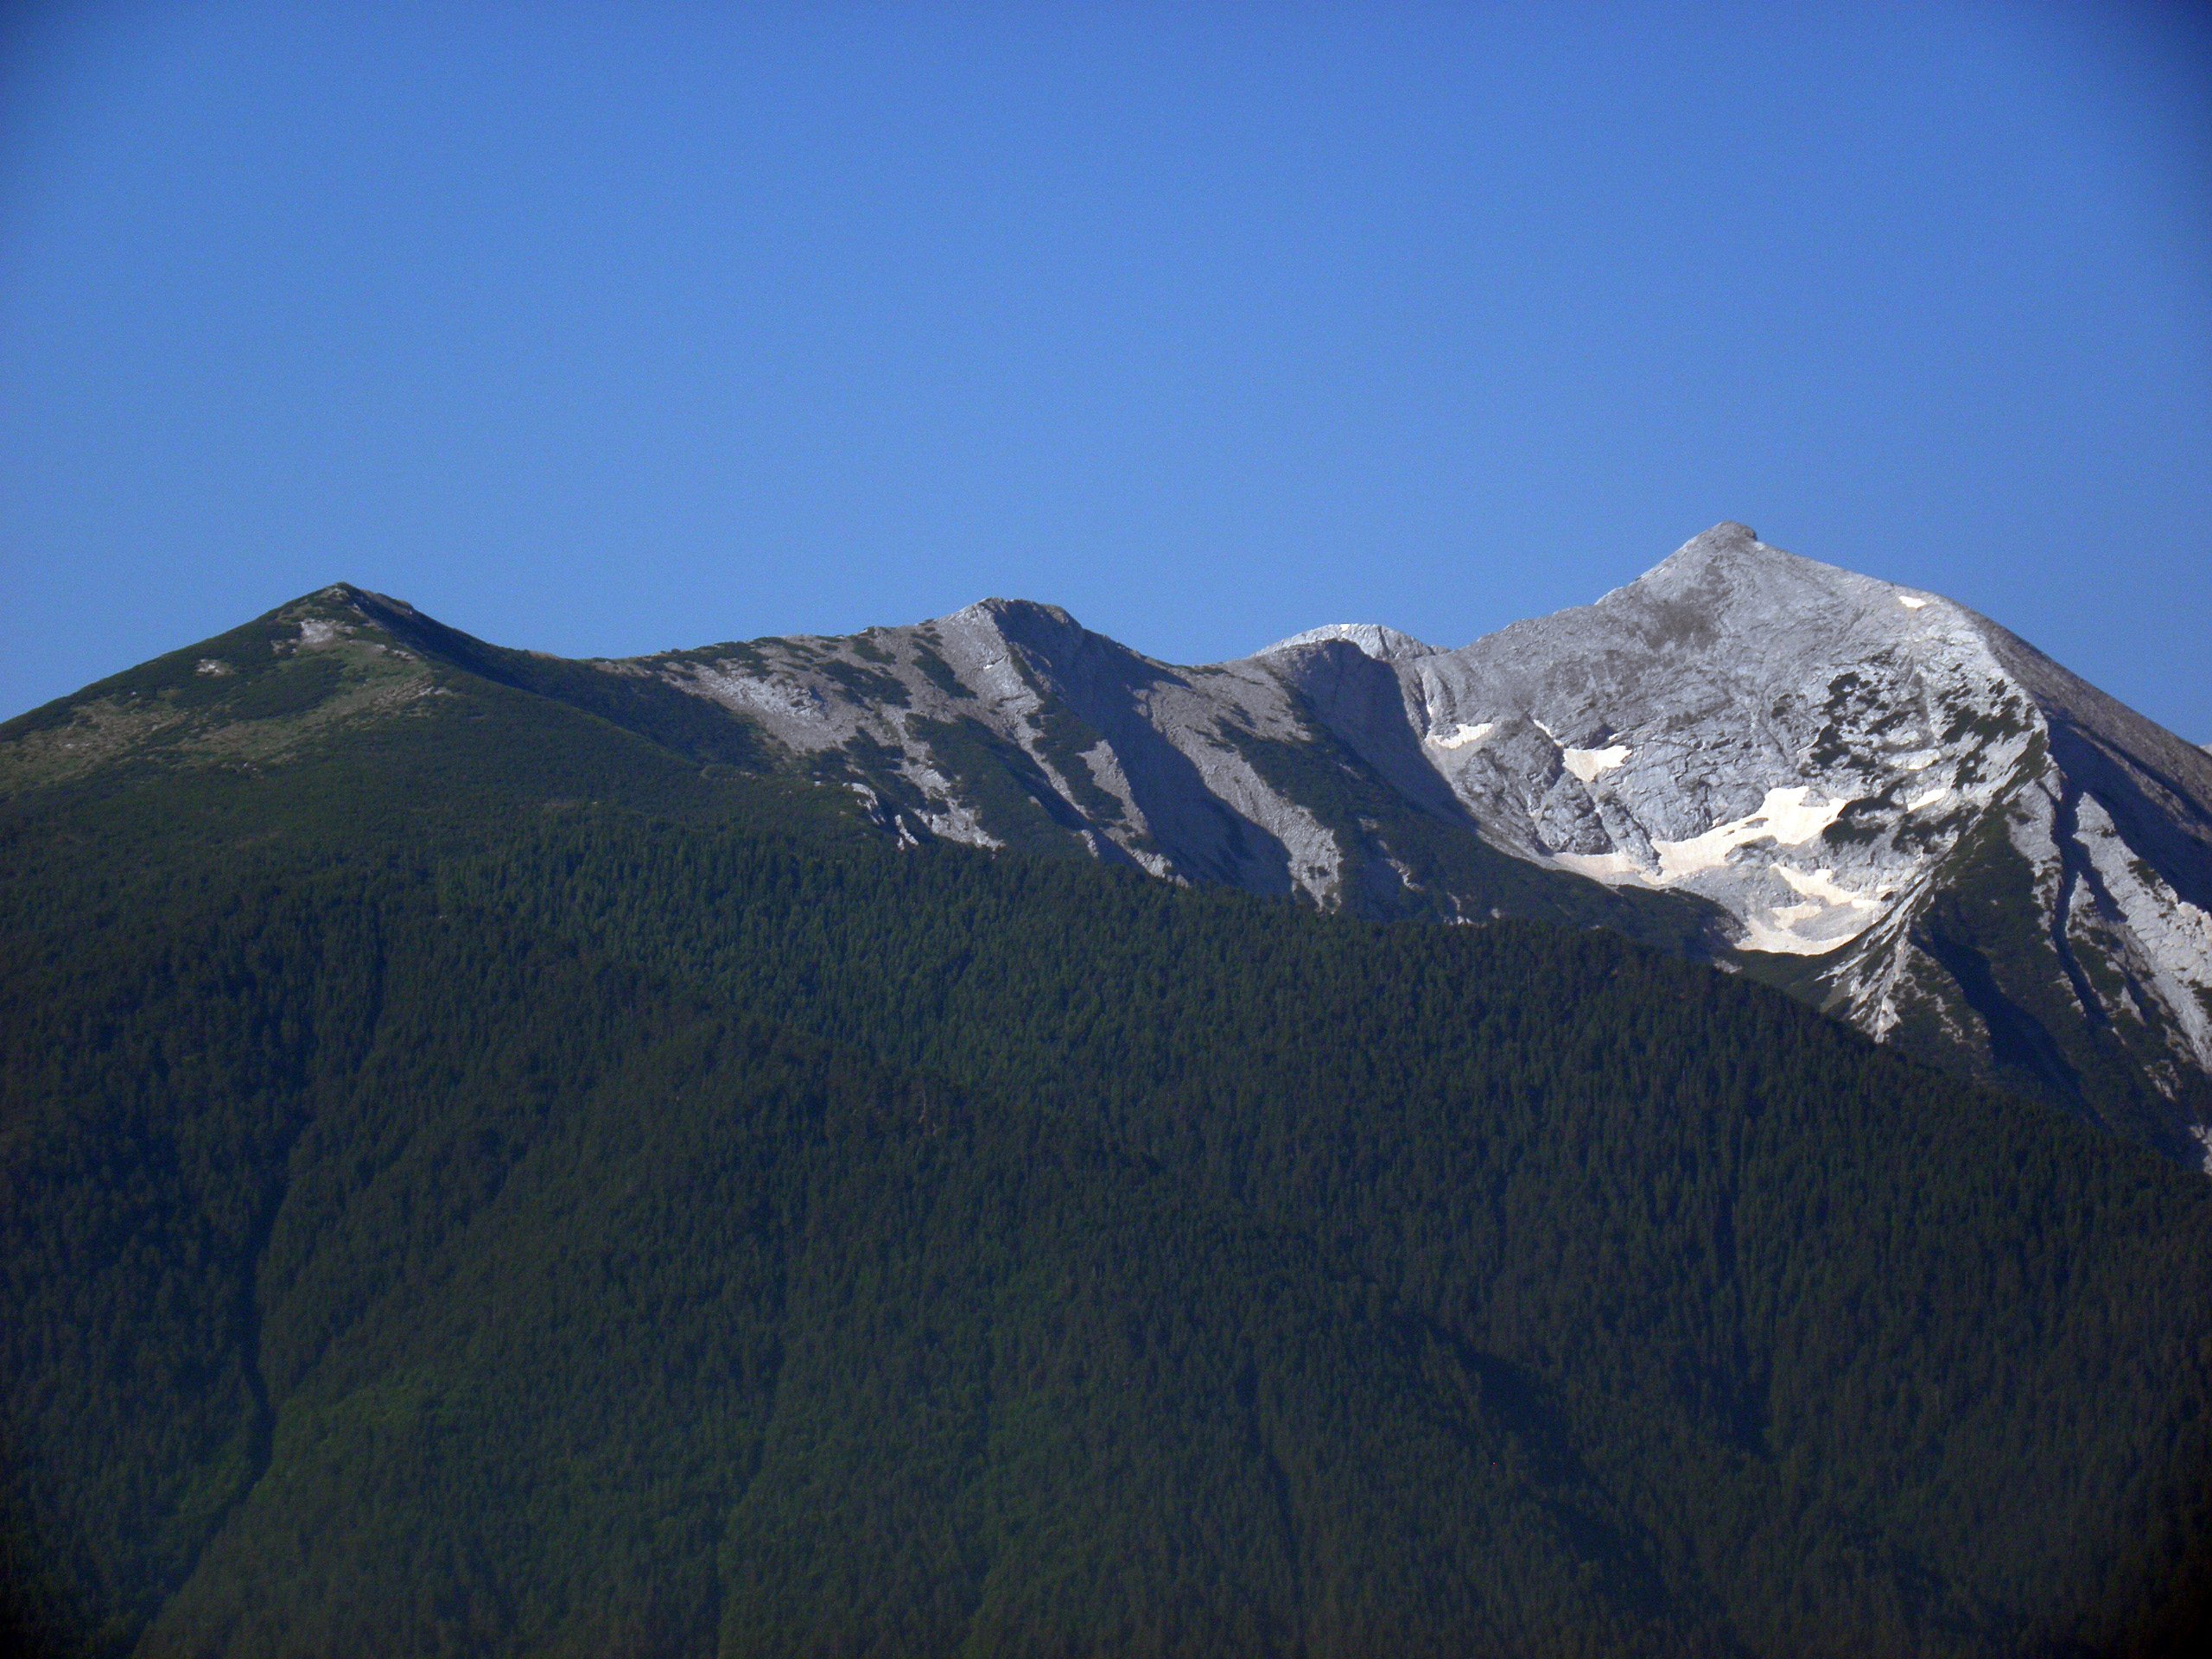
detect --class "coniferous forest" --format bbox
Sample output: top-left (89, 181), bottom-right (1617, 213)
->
top-left (3, 642), bottom-right (2211, 1656)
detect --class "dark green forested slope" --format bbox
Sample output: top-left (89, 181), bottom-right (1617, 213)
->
top-left (3, 660), bottom-right (2211, 1657)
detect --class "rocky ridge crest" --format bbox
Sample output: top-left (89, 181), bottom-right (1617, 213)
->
top-left (8, 527), bottom-right (2207, 1163)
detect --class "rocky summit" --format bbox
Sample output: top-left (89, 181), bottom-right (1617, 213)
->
top-left (8, 524), bottom-right (2209, 1163)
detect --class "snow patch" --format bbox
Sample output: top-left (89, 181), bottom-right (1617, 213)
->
top-left (1428, 721), bottom-right (1494, 751)
top-left (1774, 862), bottom-right (1884, 912)
top-left (1897, 594), bottom-right (1929, 610)
top-left (1740, 910), bottom-right (1834, 951)
top-left (1905, 785), bottom-right (1952, 813)
top-left (1561, 744), bottom-right (1631, 783)
top-left (1738, 866), bottom-right (1888, 955)
top-left (1554, 786), bottom-right (1849, 887)
top-left (1651, 785), bottom-right (1848, 880)
top-left (1550, 787), bottom-right (1871, 955)
top-left (1551, 849), bottom-right (1647, 883)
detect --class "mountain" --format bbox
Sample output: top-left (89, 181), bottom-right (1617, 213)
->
top-left (13, 523), bottom-right (2200, 1164)
top-left (1344, 524), bottom-right (2212, 1166)
top-left (4, 558), bottom-right (2212, 1654)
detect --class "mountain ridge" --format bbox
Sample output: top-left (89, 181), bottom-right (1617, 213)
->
top-left (8, 533), bottom-right (2212, 1653)
top-left (7, 525), bottom-right (2209, 1165)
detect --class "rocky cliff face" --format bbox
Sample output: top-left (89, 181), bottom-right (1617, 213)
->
top-left (576, 522), bottom-right (2212, 1160)
top-left (8, 525), bottom-right (2208, 1162)
top-left (1311, 524), bottom-right (2212, 1163)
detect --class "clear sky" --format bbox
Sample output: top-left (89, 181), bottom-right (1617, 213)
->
top-left (4, 1), bottom-right (2209, 739)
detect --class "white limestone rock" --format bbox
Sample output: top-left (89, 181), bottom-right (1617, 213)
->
top-left (1261, 623), bottom-right (1440, 664)
top-left (575, 522), bottom-right (2212, 1162)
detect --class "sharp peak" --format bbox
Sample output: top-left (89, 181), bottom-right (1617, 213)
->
top-left (1631, 522), bottom-right (1894, 598)
top-left (937, 598), bottom-right (1104, 659)
top-left (949, 597), bottom-right (1080, 626)
top-left (973, 597), bottom-right (1075, 623)
top-left (319, 582), bottom-right (416, 618)
top-left (1649, 521), bottom-right (1787, 572)
top-left (1687, 519), bottom-right (1761, 548)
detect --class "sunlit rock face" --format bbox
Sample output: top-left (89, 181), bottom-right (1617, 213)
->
top-left (606, 523), bottom-right (2212, 1163)
top-left (1314, 524), bottom-right (2212, 1161)
top-left (1399, 524), bottom-right (2044, 956)
top-left (1262, 622), bottom-right (1442, 664)
top-left (13, 523), bottom-right (2205, 1162)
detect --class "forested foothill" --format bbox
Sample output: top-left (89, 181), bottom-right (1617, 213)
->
top-left (3, 618), bottom-right (2209, 1656)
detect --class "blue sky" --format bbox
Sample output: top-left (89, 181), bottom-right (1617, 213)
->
top-left (3, 0), bottom-right (2209, 738)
